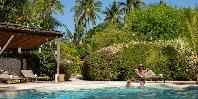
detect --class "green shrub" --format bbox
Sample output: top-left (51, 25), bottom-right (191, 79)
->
top-left (82, 51), bottom-right (121, 81)
top-left (61, 41), bottom-right (83, 75)
top-left (60, 63), bottom-right (72, 81)
top-left (82, 40), bottom-right (195, 81)
top-left (92, 24), bottom-right (134, 50)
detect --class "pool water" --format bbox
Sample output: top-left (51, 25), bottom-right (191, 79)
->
top-left (1, 86), bottom-right (198, 99)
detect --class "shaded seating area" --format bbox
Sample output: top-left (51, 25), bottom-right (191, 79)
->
top-left (0, 23), bottom-right (63, 83)
top-left (135, 68), bottom-right (166, 83)
top-left (21, 70), bottom-right (49, 82)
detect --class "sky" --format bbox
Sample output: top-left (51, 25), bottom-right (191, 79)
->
top-left (54, 0), bottom-right (198, 33)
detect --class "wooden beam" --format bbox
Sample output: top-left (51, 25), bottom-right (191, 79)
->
top-left (0, 31), bottom-right (56, 50)
top-left (0, 34), bottom-right (13, 48)
top-left (0, 35), bottom-right (14, 55)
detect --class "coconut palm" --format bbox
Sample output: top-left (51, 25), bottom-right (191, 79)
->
top-left (72, 0), bottom-right (102, 45)
top-left (184, 7), bottom-right (198, 72)
top-left (31, 0), bottom-right (64, 29)
top-left (73, 0), bottom-right (102, 27)
top-left (119, 0), bottom-right (144, 17)
top-left (103, 1), bottom-right (122, 24)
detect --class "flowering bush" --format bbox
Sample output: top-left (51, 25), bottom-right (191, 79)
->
top-left (82, 40), bottom-right (196, 81)
top-left (99, 44), bottom-right (124, 54)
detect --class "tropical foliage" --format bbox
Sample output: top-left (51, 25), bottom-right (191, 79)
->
top-left (82, 2), bottom-right (198, 81)
top-left (1, 0), bottom-right (198, 81)
top-left (103, 1), bottom-right (122, 24)
top-left (125, 3), bottom-right (187, 41)
top-left (82, 41), bottom-right (195, 81)
top-left (183, 7), bottom-right (198, 61)
top-left (92, 24), bottom-right (133, 50)
top-left (0, 0), bottom-right (63, 29)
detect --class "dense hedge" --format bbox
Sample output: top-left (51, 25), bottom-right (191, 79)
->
top-left (82, 52), bottom-right (121, 80)
top-left (82, 40), bottom-right (196, 81)
top-left (92, 24), bottom-right (134, 50)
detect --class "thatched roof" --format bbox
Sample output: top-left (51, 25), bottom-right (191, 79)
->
top-left (0, 23), bottom-right (63, 50)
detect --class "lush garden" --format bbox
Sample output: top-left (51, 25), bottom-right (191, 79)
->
top-left (1, 0), bottom-right (198, 81)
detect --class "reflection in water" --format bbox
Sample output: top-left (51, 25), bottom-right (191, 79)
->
top-left (0, 89), bottom-right (37, 99)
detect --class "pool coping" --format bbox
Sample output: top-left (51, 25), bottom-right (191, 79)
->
top-left (0, 79), bottom-right (197, 92)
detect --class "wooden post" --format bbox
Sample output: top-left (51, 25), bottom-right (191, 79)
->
top-left (20, 52), bottom-right (23, 70)
top-left (56, 38), bottom-right (61, 82)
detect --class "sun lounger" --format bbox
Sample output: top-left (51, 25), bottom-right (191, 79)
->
top-left (0, 70), bottom-right (26, 84)
top-left (21, 70), bottom-right (49, 82)
top-left (0, 70), bottom-right (9, 82)
top-left (4, 77), bottom-right (25, 84)
top-left (135, 69), bottom-right (166, 83)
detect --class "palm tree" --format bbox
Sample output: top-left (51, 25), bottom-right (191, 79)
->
top-left (103, 1), bottom-right (122, 24)
top-left (64, 23), bottom-right (84, 46)
top-left (72, 0), bottom-right (102, 45)
top-left (31, 0), bottom-right (64, 29)
top-left (184, 8), bottom-right (198, 73)
top-left (73, 0), bottom-right (102, 27)
top-left (119, 0), bottom-right (144, 18)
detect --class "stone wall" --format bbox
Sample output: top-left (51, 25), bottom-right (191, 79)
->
top-left (0, 58), bottom-right (27, 76)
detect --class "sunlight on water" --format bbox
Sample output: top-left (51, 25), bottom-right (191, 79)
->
top-left (0, 86), bottom-right (198, 99)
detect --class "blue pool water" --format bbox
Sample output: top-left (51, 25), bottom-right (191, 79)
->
top-left (1, 86), bottom-right (198, 99)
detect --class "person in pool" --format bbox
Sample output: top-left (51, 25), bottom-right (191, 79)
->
top-left (126, 80), bottom-right (133, 87)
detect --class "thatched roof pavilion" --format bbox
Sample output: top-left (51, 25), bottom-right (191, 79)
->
top-left (0, 23), bottom-right (62, 82)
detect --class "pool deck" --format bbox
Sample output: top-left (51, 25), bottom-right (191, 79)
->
top-left (0, 78), bottom-right (197, 92)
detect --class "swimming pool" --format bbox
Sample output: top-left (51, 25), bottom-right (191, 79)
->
top-left (1, 85), bottom-right (198, 99)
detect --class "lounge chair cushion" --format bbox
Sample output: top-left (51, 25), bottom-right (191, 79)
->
top-left (21, 70), bottom-right (35, 78)
top-left (135, 69), bottom-right (157, 78)
top-left (0, 70), bottom-right (8, 74)
top-left (144, 70), bottom-right (156, 77)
